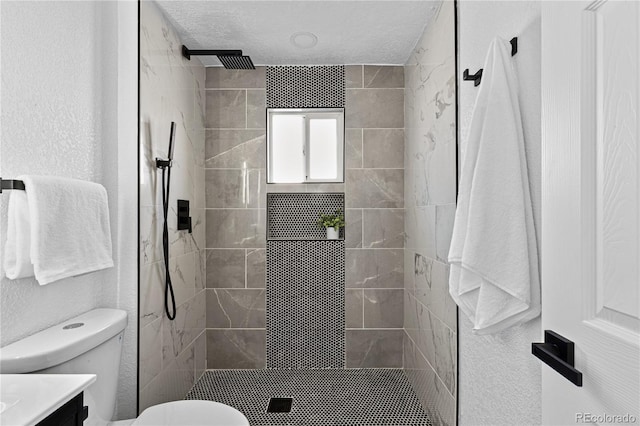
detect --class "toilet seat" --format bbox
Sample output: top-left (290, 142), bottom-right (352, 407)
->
top-left (131, 400), bottom-right (249, 426)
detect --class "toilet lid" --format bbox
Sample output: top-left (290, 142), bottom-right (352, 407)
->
top-left (133, 400), bottom-right (249, 426)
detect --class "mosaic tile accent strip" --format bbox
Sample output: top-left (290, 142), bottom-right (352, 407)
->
top-left (267, 193), bottom-right (345, 240)
top-left (266, 66), bottom-right (345, 108)
top-left (186, 369), bottom-right (432, 426)
top-left (267, 240), bottom-right (345, 368)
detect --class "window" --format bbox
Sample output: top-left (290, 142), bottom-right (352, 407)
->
top-left (267, 108), bottom-right (344, 183)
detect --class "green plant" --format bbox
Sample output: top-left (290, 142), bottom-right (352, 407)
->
top-left (317, 209), bottom-right (345, 230)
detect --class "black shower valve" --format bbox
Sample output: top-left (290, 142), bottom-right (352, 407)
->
top-left (177, 199), bottom-right (192, 233)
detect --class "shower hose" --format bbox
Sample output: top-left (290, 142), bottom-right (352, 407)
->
top-left (161, 165), bottom-right (177, 320)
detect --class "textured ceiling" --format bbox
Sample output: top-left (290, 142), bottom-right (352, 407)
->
top-left (155, 1), bottom-right (441, 67)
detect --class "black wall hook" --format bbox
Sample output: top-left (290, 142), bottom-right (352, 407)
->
top-left (463, 37), bottom-right (518, 87)
top-left (0, 178), bottom-right (26, 193)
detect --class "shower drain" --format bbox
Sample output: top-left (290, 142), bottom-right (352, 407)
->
top-left (267, 397), bottom-right (293, 413)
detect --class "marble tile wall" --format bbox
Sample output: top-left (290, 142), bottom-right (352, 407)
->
top-left (139, 1), bottom-right (206, 413)
top-left (344, 65), bottom-right (405, 368)
top-left (204, 66), bottom-right (268, 369)
top-left (205, 65), bottom-right (405, 369)
top-left (403, 2), bottom-right (458, 425)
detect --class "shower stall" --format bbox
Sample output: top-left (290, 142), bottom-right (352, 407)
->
top-left (138, 1), bottom-right (458, 425)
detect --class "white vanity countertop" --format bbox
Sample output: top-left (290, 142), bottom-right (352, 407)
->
top-left (0, 374), bottom-right (96, 426)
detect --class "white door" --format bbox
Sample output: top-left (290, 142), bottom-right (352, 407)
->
top-left (541, 1), bottom-right (640, 424)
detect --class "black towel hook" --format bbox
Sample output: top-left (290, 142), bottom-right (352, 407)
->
top-left (463, 37), bottom-right (518, 87)
top-left (0, 178), bottom-right (26, 193)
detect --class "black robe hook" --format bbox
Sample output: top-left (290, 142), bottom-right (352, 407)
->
top-left (463, 37), bottom-right (517, 87)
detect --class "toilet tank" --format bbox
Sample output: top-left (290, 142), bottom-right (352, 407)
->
top-left (0, 309), bottom-right (128, 425)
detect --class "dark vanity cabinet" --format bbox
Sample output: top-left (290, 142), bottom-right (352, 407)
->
top-left (37, 393), bottom-right (87, 426)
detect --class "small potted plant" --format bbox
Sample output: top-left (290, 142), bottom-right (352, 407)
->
top-left (317, 209), bottom-right (345, 240)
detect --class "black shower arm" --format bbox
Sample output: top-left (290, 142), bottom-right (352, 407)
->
top-left (182, 46), bottom-right (242, 60)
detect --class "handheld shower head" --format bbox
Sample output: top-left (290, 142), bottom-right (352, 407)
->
top-left (156, 121), bottom-right (177, 169)
top-left (167, 121), bottom-right (176, 161)
top-left (181, 46), bottom-right (256, 70)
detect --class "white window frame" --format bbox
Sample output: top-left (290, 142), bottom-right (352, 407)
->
top-left (267, 108), bottom-right (345, 184)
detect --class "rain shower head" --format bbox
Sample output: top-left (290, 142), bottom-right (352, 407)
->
top-left (181, 46), bottom-right (256, 70)
top-left (217, 55), bottom-right (255, 70)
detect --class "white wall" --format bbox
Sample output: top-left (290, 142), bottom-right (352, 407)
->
top-left (0, 1), bottom-right (138, 419)
top-left (457, 1), bottom-right (542, 425)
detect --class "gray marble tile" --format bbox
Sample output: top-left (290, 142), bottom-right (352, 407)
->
top-left (247, 90), bottom-right (266, 129)
top-left (362, 209), bottom-right (405, 248)
top-left (194, 331), bottom-right (206, 382)
top-left (205, 169), bottom-right (243, 208)
top-left (402, 0), bottom-right (457, 422)
top-left (414, 299), bottom-right (437, 367)
top-left (140, 205), bottom-right (162, 265)
top-left (345, 89), bottom-right (404, 128)
top-left (191, 208), bottom-right (207, 253)
top-left (247, 169), bottom-right (266, 208)
top-left (403, 291), bottom-right (419, 344)
top-left (205, 67), bottom-right (266, 89)
top-left (428, 259), bottom-right (453, 327)
top-left (414, 252), bottom-right (434, 309)
top-left (435, 203), bottom-right (456, 262)
top-left (205, 90), bottom-right (246, 129)
top-left (345, 128), bottom-right (363, 169)
top-left (206, 209), bottom-right (266, 249)
top-left (363, 129), bottom-right (404, 169)
top-left (162, 293), bottom-right (206, 366)
top-left (206, 249), bottom-right (245, 289)
top-left (346, 249), bottom-right (403, 289)
top-left (346, 289), bottom-right (364, 328)
top-left (205, 129), bottom-right (266, 169)
top-left (431, 311), bottom-right (456, 396)
top-left (364, 66), bottom-right (405, 88)
top-left (206, 289), bottom-right (265, 328)
top-left (205, 169), bottom-right (263, 208)
top-left (404, 249), bottom-right (416, 296)
top-left (403, 331), bottom-right (415, 370)
top-left (363, 289), bottom-right (404, 328)
top-left (139, 0), bottom-right (208, 408)
top-left (139, 372), bottom-right (163, 413)
top-left (443, 285), bottom-right (457, 332)
top-left (195, 249), bottom-right (206, 292)
top-left (267, 183), bottom-right (346, 193)
top-left (169, 251), bottom-right (196, 308)
top-left (207, 329), bottom-right (266, 369)
top-left (139, 347), bottom-right (195, 413)
top-left (246, 249), bottom-right (266, 288)
top-left (405, 205), bottom-right (436, 259)
top-left (345, 65), bottom-right (363, 88)
top-left (193, 165), bottom-right (206, 208)
top-left (139, 318), bottom-right (162, 389)
top-left (345, 209), bottom-right (363, 248)
top-left (403, 332), bottom-right (456, 426)
top-left (140, 260), bottom-right (164, 328)
top-left (346, 329), bottom-right (403, 368)
top-left (174, 343), bottom-right (196, 399)
top-left (346, 169), bottom-right (404, 208)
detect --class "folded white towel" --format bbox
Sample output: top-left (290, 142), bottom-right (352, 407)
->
top-left (4, 175), bottom-right (114, 285)
top-left (448, 37), bottom-right (540, 334)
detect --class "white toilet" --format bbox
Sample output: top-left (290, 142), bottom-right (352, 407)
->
top-left (0, 309), bottom-right (249, 426)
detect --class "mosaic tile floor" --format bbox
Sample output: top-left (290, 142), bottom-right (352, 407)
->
top-left (186, 369), bottom-right (432, 426)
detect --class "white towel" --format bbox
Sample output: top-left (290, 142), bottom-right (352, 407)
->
top-left (4, 175), bottom-right (114, 285)
top-left (448, 37), bottom-right (540, 335)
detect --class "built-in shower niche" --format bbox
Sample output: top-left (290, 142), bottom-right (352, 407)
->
top-left (266, 193), bottom-right (345, 369)
top-left (267, 193), bottom-right (345, 240)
